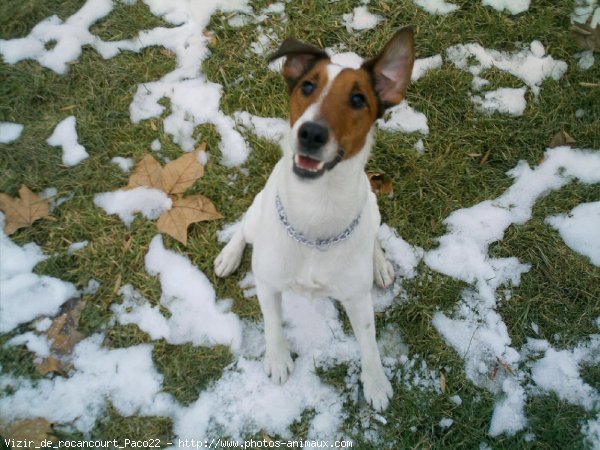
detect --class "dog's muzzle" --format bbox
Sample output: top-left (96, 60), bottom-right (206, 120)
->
top-left (293, 121), bottom-right (344, 179)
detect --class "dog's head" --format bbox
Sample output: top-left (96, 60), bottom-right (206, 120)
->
top-left (269, 28), bottom-right (415, 179)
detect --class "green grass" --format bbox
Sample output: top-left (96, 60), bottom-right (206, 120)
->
top-left (1, 0), bottom-right (599, 448)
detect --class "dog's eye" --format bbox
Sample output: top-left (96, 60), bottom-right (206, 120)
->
top-left (300, 81), bottom-right (316, 96)
top-left (350, 93), bottom-right (366, 109)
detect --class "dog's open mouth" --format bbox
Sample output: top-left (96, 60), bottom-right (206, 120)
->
top-left (293, 154), bottom-right (326, 178)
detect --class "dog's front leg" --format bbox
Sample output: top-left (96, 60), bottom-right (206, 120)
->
top-left (256, 280), bottom-right (294, 384)
top-left (373, 239), bottom-right (395, 289)
top-left (342, 294), bottom-right (393, 411)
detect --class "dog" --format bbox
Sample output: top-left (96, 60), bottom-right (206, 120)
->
top-left (215, 28), bottom-right (415, 411)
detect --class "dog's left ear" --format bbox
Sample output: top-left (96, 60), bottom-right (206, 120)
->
top-left (269, 38), bottom-right (329, 91)
top-left (362, 27), bottom-right (415, 111)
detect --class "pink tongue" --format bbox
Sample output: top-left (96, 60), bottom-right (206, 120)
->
top-left (298, 155), bottom-right (321, 170)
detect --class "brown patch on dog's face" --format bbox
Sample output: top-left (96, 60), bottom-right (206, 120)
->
top-left (318, 68), bottom-right (379, 160)
top-left (289, 59), bottom-right (330, 127)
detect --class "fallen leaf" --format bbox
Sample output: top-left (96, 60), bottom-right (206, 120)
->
top-left (47, 301), bottom-right (85, 354)
top-left (126, 154), bottom-right (163, 190)
top-left (572, 22), bottom-right (600, 52)
top-left (0, 185), bottom-right (51, 235)
top-left (203, 30), bottom-right (218, 46)
top-left (113, 273), bottom-right (122, 295)
top-left (161, 144), bottom-right (206, 195)
top-left (549, 131), bottom-right (576, 148)
top-left (37, 356), bottom-right (65, 376)
top-left (150, 120), bottom-right (157, 131)
top-left (156, 195), bottom-right (223, 245)
top-left (440, 369), bottom-right (446, 393)
top-left (439, 369), bottom-right (447, 393)
top-left (106, 146), bottom-right (220, 245)
top-left (0, 418), bottom-right (57, 448)
top-left (126, 147), bottom-right (206, 194)
top-left (367, 172), bottom-right (393, 195)
top-left (497, 357), bottom-right (515, 376)
top-left (36, 301), bottom-right (86, 375)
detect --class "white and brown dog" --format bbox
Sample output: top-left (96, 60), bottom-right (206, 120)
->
top-left (215, 28), bottom-right (415, 411)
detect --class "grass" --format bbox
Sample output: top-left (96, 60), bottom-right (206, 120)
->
top-left (0, 0), bottom-right (599, 448)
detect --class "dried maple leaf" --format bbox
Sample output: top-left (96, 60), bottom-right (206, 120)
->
top-left (126, 154), bottom-right (163, 190)
top-left (161, 143), bottom-right (206, 195)
top-left (367, 172), bottom-right (393, 196)
top-left (0, 185), bottom-right (51, 235)
top-left (156, 195), bottom-right (223, 245)
top-left (126, 146), bottom-right (205, 195)
top-left (0, 418), bottom-right (57, 448)
top-left (37, 357), bottom-right (64, 377)
top-left (117, 145), bottom-right (220, 244)
top-left (36, 300), bottom-right (86, 376)
top-left (549, 131), bottom-right (576, 148)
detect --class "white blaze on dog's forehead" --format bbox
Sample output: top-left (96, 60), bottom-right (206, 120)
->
top-left (325, 63), bottom-right (346, 83)
top-left (293, 63), bottom-right (345, 127)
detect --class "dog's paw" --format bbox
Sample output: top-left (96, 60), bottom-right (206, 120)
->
top-left (374, 255), bottom-right (395, 289)
top-left (362, 369), bottom-right (393, 412)
top-left (264, 349), bottom-right (294, 385)
top-left (214, 243), bottom-right (243, 278)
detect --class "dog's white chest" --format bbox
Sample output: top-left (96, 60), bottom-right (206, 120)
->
top-left (285, 256), bottom-right (340, 298)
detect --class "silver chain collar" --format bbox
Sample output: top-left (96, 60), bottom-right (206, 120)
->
top-left (275, 193), bottom-right (362, 251)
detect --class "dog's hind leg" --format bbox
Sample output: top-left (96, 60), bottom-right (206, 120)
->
top-left (373, 239), bottom-right (395, 289)
top-left (214, 191), bottom-right (264, 278)
top-left (342, 293), bottom-right (393, 411)
top-left (256, 280), bottom-right (294, 384)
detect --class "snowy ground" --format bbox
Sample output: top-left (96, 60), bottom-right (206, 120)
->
top-left (1, 0), bottom-right (599, 448)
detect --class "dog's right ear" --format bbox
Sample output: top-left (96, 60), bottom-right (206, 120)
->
top-left (268, 39), bottom-right (329, 91)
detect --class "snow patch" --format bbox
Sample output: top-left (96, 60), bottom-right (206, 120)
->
top-left (93, 187), bottom-right (172, 227)
top-left (378, 100), bottom-right (429, 135)
top-left (6, 332), bottom-right (52, 358)
top-left (0, 213), bottom-right (78, 333)
top-left (482, 0), bottom-right (530, 15)
top-left (0, 122), bottom-right (24, 143)
top-left (0, 334), bottom-right (175, 432)
top-left (113, 235), bottom-right (243, 350)
top-left (234, 111), bottom-right (288, 144)
top-left (342, 6), bottom-right (383, 32)
top-left (67, 240), bottom-right (89, 254)
top-left (427, 147), bottom-right (600, 436)
top-left (471, 87), bottom-right (527, 116)
top-left (412, 54), bottom-right (443, 82)
top-left (576, 50), bottom-right (595, 70)
top-left (413, 0), bottom-right (459, 15)
top-left (0, 0), bottom-right (114, 74)
top-left (110, 156), bottom-right (134, 173)
top-left (447, 41), bottom-right (567, 99)
top-left (47, 116), bottom-right (89, 166)
top-left (545, 202), bottom-right (600, 266)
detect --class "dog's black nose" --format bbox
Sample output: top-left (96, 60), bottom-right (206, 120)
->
top-left (298, 122), bottom-right (329, 151)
